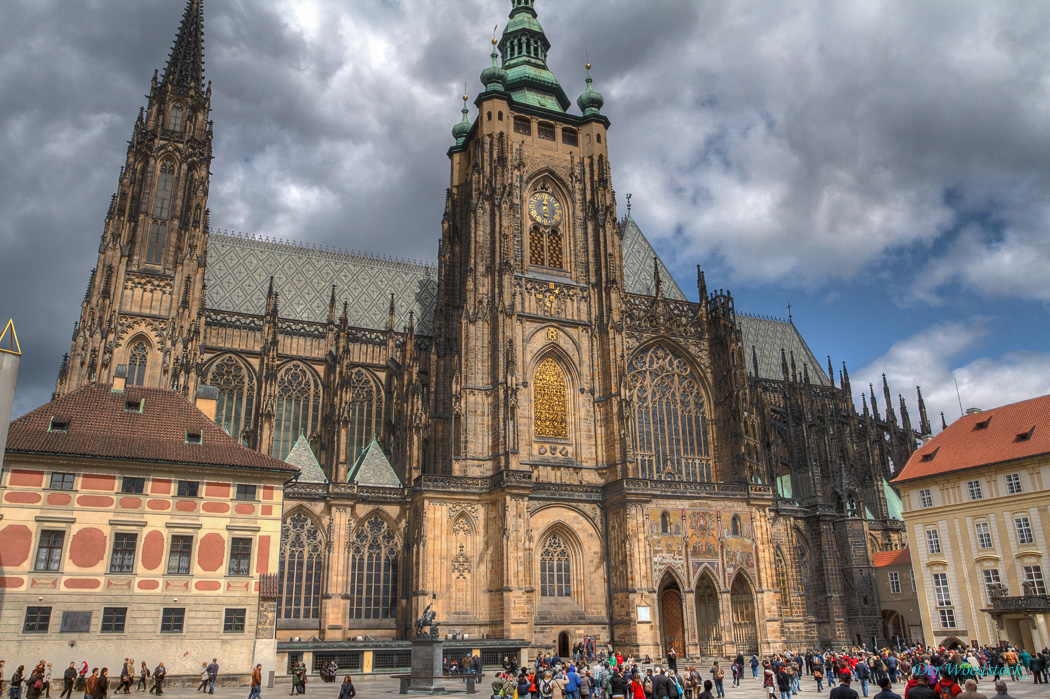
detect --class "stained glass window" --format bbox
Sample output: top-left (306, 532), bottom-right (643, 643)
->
top-left (628, 345), bottom-right (711, 481)
top-left (146, 160), bottom-right (176, 264)
top-left (529, 227), bottom-right (545, 266)
top-left (534, 358), bottom-right (567, 439)
top-left (277, 513), bottom-right (325, 620)
top-left (168, 103), bottom-right (184, 132)
top-left (774, 548), bottom-right (792, 616)
top-left (540, 534), bottom-right (571, 597)
top-left (348, 516), bottom-right (399, 620)
top-left (272, 363), bottom-right (321, 460)
top-left (547, 230), bottom-right (563, 268)
top-left (205, 355), bottom-right (255, 442)
top-left (127, 341), bottom-right (148, 386)
top-left (347, 369), bottom-right (381, 463)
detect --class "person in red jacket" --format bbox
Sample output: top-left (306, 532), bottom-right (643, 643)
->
top-left (932, 670), bottom-right (961, 699)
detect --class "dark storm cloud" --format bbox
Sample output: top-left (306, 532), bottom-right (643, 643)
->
top-left (2, 0), bottom-right (1049, 419)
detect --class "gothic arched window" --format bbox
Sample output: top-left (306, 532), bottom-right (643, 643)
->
top-left (277, 512), bottom-right (325, 620)
top-left (205, 355), bottom-right (255, 442)
top-left (774, 547), bottom-right (792, 616)
top-left (272, 363), bottom-right (322, 460)
top-left (528, 226), bottom-right (564, 269)
top-left (168, 103), bottom-right (184, 132)
top-left (731, 515), bottom-right (741, 537)
top-left (145, 160), bottom-right (176, 264)
top-left (660, 512), bottom-right (670, 534)
top-left (127, 341), bottom-right (148, 386)
top-left (628, 345), bottom-right (711, 481)
top-left (540, 534), bottom-right (571, 597)
top-left (533, 357), bottom-right (567, 439)
top-left (347, 368), bottom-right (382, 463)
top-left (348, 516), bottom-right (399, 620)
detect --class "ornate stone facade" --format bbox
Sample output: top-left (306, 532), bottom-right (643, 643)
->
top-left (54, 0), bottom-right (927, 657)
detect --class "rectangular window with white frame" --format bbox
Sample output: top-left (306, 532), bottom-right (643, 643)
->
top-left (1015, 516), bottom-right (1034, 545)
top-left (974, 522), bottom-right (993, 549)
top-left (1023, 565), bottom-right (1046, 595)
top-left (910, 569), bottom-right (916, 592)
top-left (919, 488), bottom-right (933, 508)
top-left (982, 568), bottom-right (1002, 601)
top-left (888, 571), bottom-right (901, 594)
top-left (938, 608), bottom-right (957, 628)
top-left (926, 528), bottom-right (942, 555)
top-left (933, 572), bottom-right (953, 606)
top-left (34, 530), bottom-right (65, 572)
top-left (1005, 473), bottom-right (1023, 495)
top-left (967, 480), bottom-right (983, 500)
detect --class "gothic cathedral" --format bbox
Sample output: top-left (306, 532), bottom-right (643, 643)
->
top-left (55, 0), bottom-right (927, 656)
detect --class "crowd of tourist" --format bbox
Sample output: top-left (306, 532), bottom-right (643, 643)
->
top-left (478, 643), bottom-right (1049, 699)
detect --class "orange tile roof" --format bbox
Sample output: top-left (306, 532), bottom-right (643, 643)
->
top-left (7, 382), bottom-right (296, 473)
top-left (893, 393), bottom-right (1050, 483)
top-left (873, 548), bottom-right (911, 567)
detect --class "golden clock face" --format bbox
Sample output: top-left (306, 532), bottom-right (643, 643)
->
top-left (528, 192), bottom-right (563, 227)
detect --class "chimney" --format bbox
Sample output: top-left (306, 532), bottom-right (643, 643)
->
top-left (112, 364), bottom-right (128, 393)
top-left (195, 385), bottom-right (218, 423)
top-left (920, 433), bottom-right (934, 445)
top-left (965, 407), bottom-right (982, 415)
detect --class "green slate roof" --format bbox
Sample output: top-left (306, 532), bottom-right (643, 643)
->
top-left (348, 437), bottom-right (401, 488)
top-left (495, 1), bottom-right (571, 111)
top-left (285, 433), bottom-right (328, 484)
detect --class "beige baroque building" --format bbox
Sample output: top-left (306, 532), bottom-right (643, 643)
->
top-left (0, 372), bottom-right (294, 678)
top-left (893, 394), bottom-right (1050, 651)
top-left (49, 0), bottom-right (927, 664)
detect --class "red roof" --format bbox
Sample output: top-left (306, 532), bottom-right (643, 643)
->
top-left (893, 393), bottom-right (1050, 483)
top-left (873, 548), bottom-right (911, 567)
top-left (7, 382), bottom-right (296, 473)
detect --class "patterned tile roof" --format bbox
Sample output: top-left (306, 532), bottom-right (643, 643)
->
top-left (284, 432), bottom-right (328, 484)
top-left (620, 218), bottom-right (688, 301)
top-left (737, 315), bottom-right (830, 386)
top-left (349, 437), bottom-right (402, 487)
top-left (873, 548), bottom-right (911, 567)
top-left (893, 394), bottom-right (1050, 483)
top-left (205, 234), bottom-right (438, 335)
top-left (6, 382), bottom-right (296, 472)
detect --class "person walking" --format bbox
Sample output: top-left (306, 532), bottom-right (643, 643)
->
top-left (855, 660), bottom-right (871, 698)
top-left (25, 667), bottom-right (44, 699)
top-left (10, 666), bottom-right (25, 699)
top-left (206, 661), bottom-right (219, 695)
top-left (776, 665), bottom-right (792, 699)
top-left (830, 675), bottom-right (858, 699)
top-left (752, 657), bottom-right (760, 680)
top-left (135, 665), bottom-right (148, 695)
top-left (815, 666), bottom-right (824, 692)
top-left (60, 665), bottom-right (76, 699)
top-left (84, 670), bottom-right (99, 699)
top-left (196, 665), bottom-right (209, 694)
top-left (247, 665), bottom-right (262, 699)
top-left (97, 670), bottom-right (109, 699)
top-left (872, 677), bottom-right (901, 699)
top-left (150, 665), bottom-right (164, 696)
top-left (337, 675), bottom-right (355, 699)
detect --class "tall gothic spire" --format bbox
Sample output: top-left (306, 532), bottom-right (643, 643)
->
top-left (163, 0), bottom-right (206, 92)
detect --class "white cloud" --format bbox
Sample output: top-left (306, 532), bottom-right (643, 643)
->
top-left (855, 320), bottom-right (1050, 432)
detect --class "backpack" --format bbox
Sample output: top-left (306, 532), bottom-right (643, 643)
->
top-left (715, 668), bottom-right (724, 681)
top-left (937, 682), bottom-right (955, 699)
top-left (540, 680), bottom-right (553, 697)
top-left (643, 677), bottom-right (653, 694)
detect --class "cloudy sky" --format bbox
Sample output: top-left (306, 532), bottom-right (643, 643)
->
top-left (2, 0), bottom-right (1049, 426)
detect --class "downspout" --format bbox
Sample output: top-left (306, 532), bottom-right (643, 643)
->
top-left (601, 500), bottom-right (616, 648)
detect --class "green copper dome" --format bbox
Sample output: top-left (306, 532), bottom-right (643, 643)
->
top-left (496, 0), bottom-right (571, 112)
top-left (452, 95), bottom-right (471, 144)
top-left (480, 40), bottom-right (509, 91)
top-left (577, 64), bottom-right (604, 116)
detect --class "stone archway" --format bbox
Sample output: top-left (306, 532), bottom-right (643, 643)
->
top-left (730, 573), bottom-right (758, 655)
top-left (696, 571), bottom-right (723, 657)
top-left (660, 579), bottom-right (685, 656)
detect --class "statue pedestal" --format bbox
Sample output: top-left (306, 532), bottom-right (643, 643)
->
top-left (410, 636), bottom-right (445, 692)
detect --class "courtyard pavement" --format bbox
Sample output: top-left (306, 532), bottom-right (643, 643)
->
top-left (129, 670), bottom-right (1049, 699)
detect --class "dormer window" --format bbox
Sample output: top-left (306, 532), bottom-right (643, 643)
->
top-left (974, 416), bottom-right (992, 430)
top-left (1016, 425), bottom-right (1035, 442)
top-left (920, 446), bottom-right (939, 462)
top-left (125, 397), bottom-right (143, 413)
top-left (48, 417), bottom-right (69, 433)
top-left (185, 429), bottom-right (202, 445)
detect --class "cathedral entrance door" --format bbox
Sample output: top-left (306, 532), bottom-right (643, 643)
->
top-left (558, 631), bottom-right (570, 659)
top-left (695, 572), bottom-right (722, 657)
top-left (660, 583), bottom-right (685, 656)
top-left (730, 573), bottom-right (758, 655)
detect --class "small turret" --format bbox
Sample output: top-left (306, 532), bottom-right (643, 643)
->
top-left (577, 62), bottom-right (605, 116)
top-left (917, 386), bottom-right (932, 436)
top-left (452, 94), bottom-right (472, 145)
top-left (480, 38), bottom-right (509, 91)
